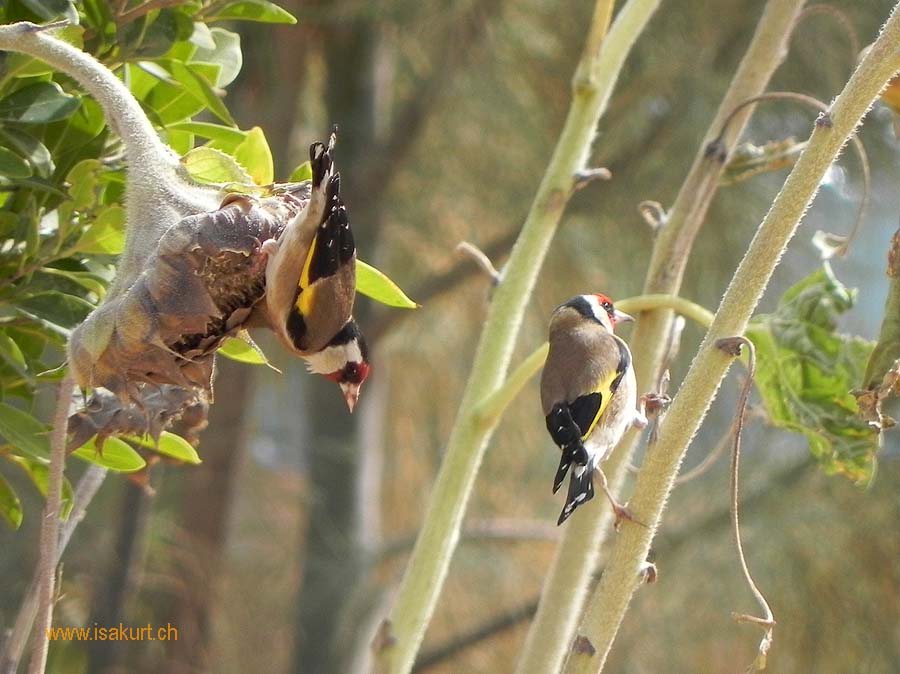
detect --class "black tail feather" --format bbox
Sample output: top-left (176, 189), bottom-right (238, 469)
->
top-left (552, 441), bottom-right (589, 494)
top-left (552, 452), bottom-right (571, 494)
top-left (557, 465), bottom-right (595, 525)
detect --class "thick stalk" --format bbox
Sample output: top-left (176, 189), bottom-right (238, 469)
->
top-left (372, 2), bottom-right (662, 673)
top-left (513, 3), bottom-right (807, 673)
top-left (563, 7), bottom-right (900, 672)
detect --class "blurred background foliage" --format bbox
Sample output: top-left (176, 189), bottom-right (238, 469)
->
top-left (1, 1), bottom-right (900, 673)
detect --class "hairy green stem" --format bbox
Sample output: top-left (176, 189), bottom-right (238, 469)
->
top-left (563, 6), bottom-right (900, 672)
top-left (372, 2), bottom-right (663, 672)
top-left (863, 226), bottom-right (900, 388)
top-left (514, 3), bottom-right (807, 673)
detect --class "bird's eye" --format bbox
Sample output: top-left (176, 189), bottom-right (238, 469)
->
top-left (341, 362), bottom-right (362, 383)
top-left (602, 301), bottom-right (613, 312)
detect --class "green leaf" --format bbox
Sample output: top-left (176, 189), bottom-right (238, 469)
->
top-left (0, 473), bottom-right (23, 529)
top-left (17, 291), bottom-right (94, 330)
top-left (145, 78), bottom-right (206, 126)
top-left (73, 205), bottom-right (126, 255)
top-left (0, 331), bottom-right (28, 377)
top-left (0, 402), bottom-right (50, 460)
top-left (356, 260), bottom-right (418, 309)
top-left (8, 455), bottom-right (74, 520)
top-left (169, 121), bottom-right (247, 148)
top-left (0, 82), bottom-right (80, 124)
top-left (42, 98), bottom-right (107, 180)
top-left (209, 0), bottom-right (298, 24)
top-left (38, 268), bottom-right (107, 299)
top-left (193, 27), bottom-right (243, 87)
top-left (747, 265), bottom-right (878, 485)
top-left (0, 128), bottom-right (54, 178)
top-left (20, 0), bottom-right (77, 22)
top-left (72, 436), bottom-right (146, 473)
top-left (233, 126), bottom-right (273, 185)
top-left (219, 336), bottom-right (270, 365)
top-left (182, 146), bottom-right (253, 184)
top-left (288, 161), bottom-right (312, 183)
top-left (167, 60), bottom-right (236, 126)
top-left (122, 8), bottom-right (193, 58)
top-left (66, 158), bottom-right (102, 210)
top-left (127, 431), bottom-right (201, 465)
top-left (0, 147), bottom-right (32, 179)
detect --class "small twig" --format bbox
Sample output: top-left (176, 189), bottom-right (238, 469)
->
top-left (573, 167), bottom-right (612, 191)
top-left (27, 375), bottom-right (74, 674)
top-left (455, 241), bottom-right (501, 285)
top-left (715, 336), bottom-right (775, 673)
top-left (710, 91), bottom-right (870, 258)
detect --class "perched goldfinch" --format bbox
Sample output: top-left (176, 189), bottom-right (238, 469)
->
top-left (262, 134), bottom-right (370, 411)
top-left (540, 294), bottom-right (647, 525)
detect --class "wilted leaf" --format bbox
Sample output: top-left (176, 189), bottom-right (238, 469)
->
top-left (357, 260), bottom-right (418, 309)
top-left (209, 0), bottom-right (298, 24)
top-left (182, 146), bottom-right (253, 184)
top-left (0, 82), bottom-right (80, 124)
top-left (721, 138), bottom-right (805, 186)
top-left (0, 473), bottom-right (23, 529)
top-left (73, 436), bottom-right (146, 472)
top-left (747, 265), bottom-right (878, 484)
top-left (0, 402), bottom-right (50, 460)
top-left (233, 126), bottom-right (273, 185)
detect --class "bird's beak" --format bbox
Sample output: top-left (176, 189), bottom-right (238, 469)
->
top-left (341, 383), bottom-right (361, 413)
top-left (613, 308), bottom-right (635, 324)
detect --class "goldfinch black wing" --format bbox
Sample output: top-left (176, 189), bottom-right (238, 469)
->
top-left (569, 335), bottom-right (631, 441)
top-left (285, 173), bottom-right (358, 352)
top-left (545, 335), bottom-right (631, 494)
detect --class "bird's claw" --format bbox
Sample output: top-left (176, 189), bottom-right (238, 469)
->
top-left (610, 501), bottom-right (645, 531)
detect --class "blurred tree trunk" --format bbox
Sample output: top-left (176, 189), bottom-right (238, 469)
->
top-left (86, 481), bottom-right (150, 674)
top-left (164, 358), bottom-right (253, 674)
